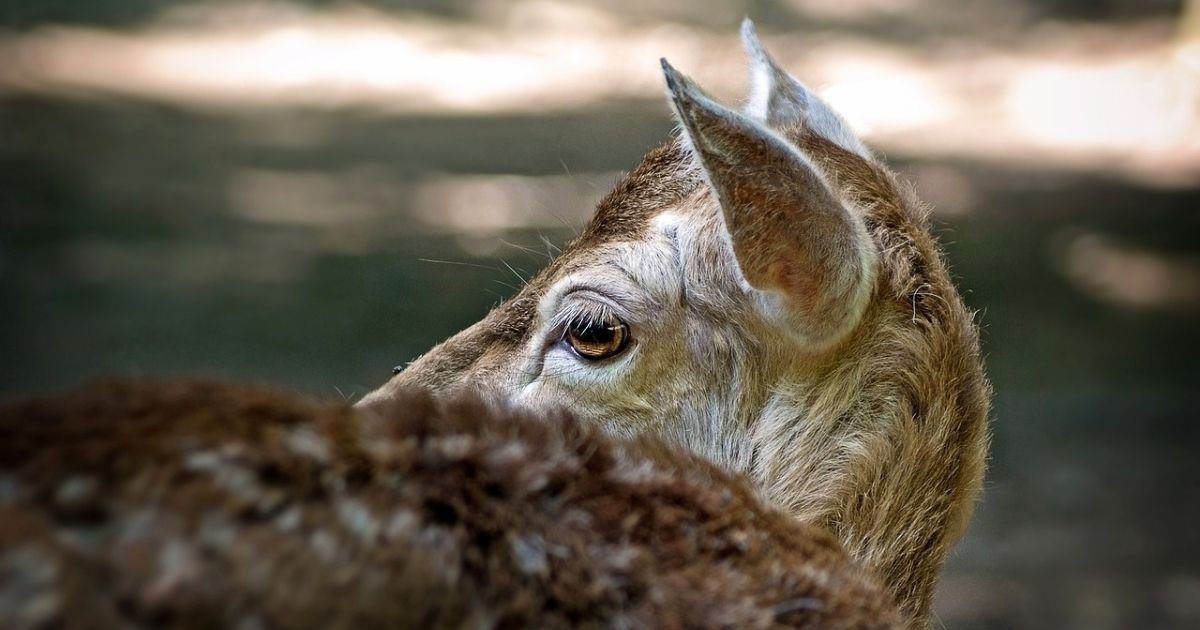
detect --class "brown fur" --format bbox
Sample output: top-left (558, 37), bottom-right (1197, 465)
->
top-left (0, 379), bottom-right (903, 629)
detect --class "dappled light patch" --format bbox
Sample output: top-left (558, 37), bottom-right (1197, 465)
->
top-left (1055, 228), bottom-right (1200, 310)
top-left (0, 1), bottom-right (1196, 182)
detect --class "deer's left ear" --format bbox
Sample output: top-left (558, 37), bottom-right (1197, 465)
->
top-left (740, 18), bottom-right (870, 160)
top-left (662, 59), bottom-right (875, 347)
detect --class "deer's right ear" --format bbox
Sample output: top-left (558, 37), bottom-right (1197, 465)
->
top-left (662, 60), bottom-right (875, 347)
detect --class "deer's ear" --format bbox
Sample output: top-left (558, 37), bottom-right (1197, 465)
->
top-left (740, 18), bottom-right (870, 159)
top-left (662, 59), bottom-right (875, 347)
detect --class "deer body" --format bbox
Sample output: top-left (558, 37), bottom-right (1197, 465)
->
top-left (0, 380), bottom-right (902, 629)
top-left (360, 22), bottom-right (991, 625)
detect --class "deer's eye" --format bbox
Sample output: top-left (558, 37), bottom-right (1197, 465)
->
top-left (563, 314), bottom-right (630, 360)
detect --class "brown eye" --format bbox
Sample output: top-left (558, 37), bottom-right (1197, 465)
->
top-left (564, 315), bottom-right (630, 360)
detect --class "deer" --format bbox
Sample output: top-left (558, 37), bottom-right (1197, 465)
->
top-left (357, 20), bottom-right (991, 627)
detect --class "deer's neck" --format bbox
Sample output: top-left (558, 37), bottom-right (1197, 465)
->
top-left (743, 334), bottom-right (981, 627)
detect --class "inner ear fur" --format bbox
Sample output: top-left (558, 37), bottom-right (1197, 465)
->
top-left (662, 60), bottom-right (876, 347)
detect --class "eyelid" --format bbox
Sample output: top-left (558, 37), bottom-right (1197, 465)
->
top-left (547, 288), bottom-right (627, 333)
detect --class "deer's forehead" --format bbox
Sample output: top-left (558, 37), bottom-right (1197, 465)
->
top-left (568, 141), bottom-right (698, 247)
top-left (534, 207), bottom-right (753, 332)
top-left (540, 222), bottom-right (686, 317)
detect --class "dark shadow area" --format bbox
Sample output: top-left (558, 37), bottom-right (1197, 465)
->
top-left (0, 0), bottom-right (478, 30)
top-left (0, 93), bottom-right (675, 396)
top-left (923, 161), bottom-right (1200, 392)
top-left (0, 0), bottom-right (174, 29)
top-left (1031, 0), bottom-right (1184, 21)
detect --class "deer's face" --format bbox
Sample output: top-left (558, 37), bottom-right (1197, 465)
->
top-left (358, 27), bottom-right (884, 469)
top-left (359, 26), bottom-right (991, 622)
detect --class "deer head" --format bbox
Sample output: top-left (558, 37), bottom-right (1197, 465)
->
top-left (358, 20), bottom-right (990, 625)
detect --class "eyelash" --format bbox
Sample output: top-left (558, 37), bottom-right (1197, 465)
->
top-left (548, 297), bottom-right (618, 337)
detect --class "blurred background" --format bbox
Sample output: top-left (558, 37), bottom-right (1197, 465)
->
top-left (1, 0), bottom-right (1198, 627)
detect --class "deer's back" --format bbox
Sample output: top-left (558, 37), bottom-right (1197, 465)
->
top-left (0, 380), bottom-right (901, 629)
